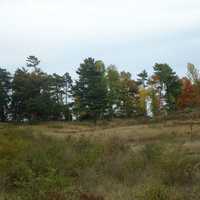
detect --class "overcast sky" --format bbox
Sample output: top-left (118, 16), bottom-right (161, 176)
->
top-left (0, 0), bottom-right (200, 77)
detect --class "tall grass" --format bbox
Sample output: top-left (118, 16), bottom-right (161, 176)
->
top-left (0, 126), bottom-right (200, 199)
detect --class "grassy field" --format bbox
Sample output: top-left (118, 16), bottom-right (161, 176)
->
top-left (0, 119), bottom-right (200, 200)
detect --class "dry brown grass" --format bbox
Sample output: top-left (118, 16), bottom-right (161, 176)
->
top-left (1, 120), bottom-right (200, 200)
top-left (2, 119), bottom-right (200, 155)
top-left (21, 119), bottom-right (200, 154)
top-left (29, 119), bottom-right (198, 136)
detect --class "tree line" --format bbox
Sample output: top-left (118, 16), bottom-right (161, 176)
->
top-left (0, 56), bottom-right (199, 122)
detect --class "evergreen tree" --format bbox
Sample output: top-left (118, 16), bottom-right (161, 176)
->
top-left (11, 67), bottom-right (52, 121)
top-left (73, 58), bottom-right (107, 122)
top-left (137, 70), bottom-right (148, 87)
top-left (0, 68), bottom-right (11, 121)
top-left (50, 73), bottom-right (65, 104)
top-left (26, 55), bottom-right (40, 70)
top-left (153, 63), bottom-right (181, 111)
top-left (63, 72), bottom-right (72, 105)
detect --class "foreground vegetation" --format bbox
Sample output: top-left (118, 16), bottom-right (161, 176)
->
top-left (1, 122), bottom-right (200, 200)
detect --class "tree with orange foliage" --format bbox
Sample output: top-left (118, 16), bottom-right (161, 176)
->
top-left (177, 78), bottom-right (196, 110)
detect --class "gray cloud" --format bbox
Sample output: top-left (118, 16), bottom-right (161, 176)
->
top-left (1, 0), bottom-right (200, 76)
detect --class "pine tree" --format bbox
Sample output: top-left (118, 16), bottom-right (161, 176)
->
top-left (73, 58), bottom-right (107, 122)
top-left (0, 68), bottom-right (11, 121)
top-left (153, 63), bottom-right (181, 111)
top-left (137, 70), bottom-right (148, 87)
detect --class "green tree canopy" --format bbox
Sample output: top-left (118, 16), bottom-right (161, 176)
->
top-left (153, 63), bottom-right (181, 111)
top-left (0, 68), bottom-right (11, 121)
top-left (73, 57), bottom-right (107, 122)
top-left (137, 69), bottom-right (148, 87)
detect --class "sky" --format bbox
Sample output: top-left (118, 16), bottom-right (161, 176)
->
top-left (0, 0), bottom-right (200, 78)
